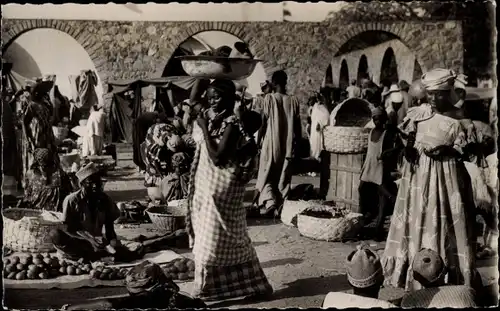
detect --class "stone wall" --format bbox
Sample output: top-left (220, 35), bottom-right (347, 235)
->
top-left (2, 19), bottom-right (465, 126)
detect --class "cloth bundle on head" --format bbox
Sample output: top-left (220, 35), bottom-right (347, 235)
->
top-left (76, 162), bottom-right (100, 183)
top-left (209, 79), bottom-right (236, 97)
top-left (125, 260), bottom-right (179, 295)
top-left (454, 73), bottom-right (468, 90)
top-left (421, 68), bottom-right (457, 91)
top-left (387, 84), bottom-right (403, 104)
top-left (346, 245), bottom-right (383, 288)
top-left (412, 248), bottom-right (446, 287)
top-left (33, 148), bottom-right (51, 166)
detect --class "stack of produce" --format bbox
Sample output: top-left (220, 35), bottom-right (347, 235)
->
top-left (89, 265), bottom-right (128, 281)
top-left (3, 254), bottom-right (92, 280)
top-left (162, 257), bottom-right (195, 281)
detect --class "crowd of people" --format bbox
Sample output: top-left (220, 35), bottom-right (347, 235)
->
top-left (2, 57), bottom-right (498, 308)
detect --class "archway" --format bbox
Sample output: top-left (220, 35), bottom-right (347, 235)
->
top-left (162, 30), bottom-right (267, 97)
top-left (412, 59), bottom-right (423, 82)
top-left (339, 60), bottom-right (349, 90)
top-left (380, 47), bottom-right (399, 85)
top-left (357, 55), bottom-right (369, 82)
top-left (3, 28), bottom-right (103, 105)
top-left (324, 64), bottom-right (333, 86)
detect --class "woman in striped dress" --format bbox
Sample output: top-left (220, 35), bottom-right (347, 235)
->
top-left (186, 79), bottom-right (273, 301)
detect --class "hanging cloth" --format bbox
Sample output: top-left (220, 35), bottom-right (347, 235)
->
top-left (77, 70), bottom-right (98, 110)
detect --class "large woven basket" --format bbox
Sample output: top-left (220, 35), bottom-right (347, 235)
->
top-left (323, 126), bottom-right (370, 154)
top-left (177, 55), bottom-right (262, 80)
top-left (297, 206), bottom-right (364, 242)
top-left (146, 205), bottom-right (187, 233)
top-left (3, 208), bottom-right (64, 253)
top-left (281, 200), bottom-right (319, 227)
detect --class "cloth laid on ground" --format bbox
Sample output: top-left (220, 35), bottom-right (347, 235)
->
top-left (187, 118), bottom-right (272, 300)
top-left (322, 292), bottom-right (397, 309)
top-left (4, 273), bottom-right (125, 290)
top-left (400, 285), bottom-right (477, 308)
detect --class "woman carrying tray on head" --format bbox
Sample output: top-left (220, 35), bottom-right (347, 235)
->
top-left (186, 79), bottom-right (273, 301)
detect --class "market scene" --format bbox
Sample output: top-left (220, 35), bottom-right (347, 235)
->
top-left (1, 1), bottom-right (498, 309)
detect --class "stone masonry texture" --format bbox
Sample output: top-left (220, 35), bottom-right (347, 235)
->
top-left (2, 19), bottom-right (465, 126)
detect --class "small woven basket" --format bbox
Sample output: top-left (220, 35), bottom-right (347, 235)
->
top-left (146, 205), bottom-right (187, 233)
top-left (3, 208), bottom-right (64, 253)
top-left (297, 206), bottom-right (364, 242)
top-left (323, 126), bottom-right (370, 154)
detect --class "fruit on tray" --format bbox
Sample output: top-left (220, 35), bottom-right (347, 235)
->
top-left (162, 257), bottom-right (195, 281)
top-left (89, 265), bottom-right (127, 281)
top-left (3, 255), bottom-right (93, 280)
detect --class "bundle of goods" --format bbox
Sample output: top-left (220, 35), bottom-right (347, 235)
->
top-left (176, 44), bottom-right (262, 80)
top-left (3, 209), bottom-right (64, 253)
top-left (324, 98), bottom-right (372, 154)
top-left (3, 253), bottom-right (92, 280)
top-left (146, 204), bottom-right (187, 233)
top-left (89, 264), bottom-right (128, 281)
top-left (297, 205), bottom-right (364, 242)
top-left (162, 257), bottom-right (195, 281)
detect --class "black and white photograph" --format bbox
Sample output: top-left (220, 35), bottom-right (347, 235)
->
top-left (1, 1), bottom-right (498, 309)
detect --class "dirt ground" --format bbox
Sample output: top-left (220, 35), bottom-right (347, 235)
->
top-left (4, 167), bottom-right (498, 309)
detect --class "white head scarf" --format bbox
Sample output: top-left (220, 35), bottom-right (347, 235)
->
top-left (421, 68), bottom-right (457, 91)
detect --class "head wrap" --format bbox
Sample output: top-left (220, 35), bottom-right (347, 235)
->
top-left (76, 162), bottom-right (101, 183)
top-left (412, 248), bottom-right (447, 287)
top-left (454, 73), bottom-right (468, 91)
top-left (33, 148), bottom-right (51, 166)
top-left (171, 152), bottom-right (190, 170)
top-left (409, 79), bottom-right (427, 100)
top-left (346, 245), bottom-right (383, 288)
top-left (208, 79), bottom-right (236, 97)
top-left (389, 91), bottom-right (404, 104)
top-left (421, 68), bottom-right (457, 91)
top-left (125, 260), bottom-right (179, 295)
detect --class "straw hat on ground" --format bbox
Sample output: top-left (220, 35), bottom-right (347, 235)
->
top-left (412, 248), bottom-right (447, 287)
top-left (346, 245), bottom-right (384, 288)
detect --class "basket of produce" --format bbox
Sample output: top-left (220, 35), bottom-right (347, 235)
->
top-left (52, 126), bottom-right (69, 144)
top-left (3, 253), bottom-right (96, 280)
top-left (89, 264), bottom-right (128, 281)
top-left (162, 257), bottom-right (195, 282)
top-left (323, 126), bottom-right (371, 154)
top-left (146, 205), bottom-right (187, 233)
top-left (3, 209), bottom-right (65, 253)
top-left (177, 55), bottom-right (262, 80)
top-left (297, 205), bottom-right (364, 242)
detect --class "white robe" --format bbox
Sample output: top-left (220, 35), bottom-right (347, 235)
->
top-left (82, 109), bottom-right (105, 156)
top-left (309, 103), bottom-right (330, 159)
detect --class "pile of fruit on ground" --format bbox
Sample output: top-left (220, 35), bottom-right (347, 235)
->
top-left (89, 264), bottom-right (127, 281)
top-left (3, 253), bottom-right (94, 280)
top-left (162, 257), bottom-right (195, 281)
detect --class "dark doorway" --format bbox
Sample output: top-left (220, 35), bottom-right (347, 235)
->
top-left (325, 64), bottom-right (333, 86)
top-left (339, 60), bottom-right (349, 90)
top-left (380, 47), bottom-right (399, 84)
top-left (412, 59), bottom-right (423, 82)
top-left (357, 55), bottom-right (369, 82)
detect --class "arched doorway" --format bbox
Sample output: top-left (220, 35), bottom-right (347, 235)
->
top-left (163, 31), bottom-right (267, 97)
top-left (339, 60), bottom-right (349, 90)
top-left (380, 47), bottom-right (399, 84)
top-left (357, 55), bottom-right (369, 82)
top-left (412, 59), bottom-right (423, 82)
top-left (3, 28), bottom-right (103, 106)
top-left (324, 64), bottom-right (333, 86)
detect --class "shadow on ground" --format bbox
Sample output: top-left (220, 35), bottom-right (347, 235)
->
top-left (208, 274), bottom-right (350, 308)
top-left (260, 258), bottom-right (304, 269)
top-left (107, 189), bottom-right (147, 202)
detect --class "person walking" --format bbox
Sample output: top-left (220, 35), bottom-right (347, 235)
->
top-left (256, 70), bottom-right (302, 217)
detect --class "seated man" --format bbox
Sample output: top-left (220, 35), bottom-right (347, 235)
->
top-left (50, 162), bottom-right (142, 262)
top-left (322, 245), bottom-right (397, 308)
top-left (63, 261), bottom-right (206, 310)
